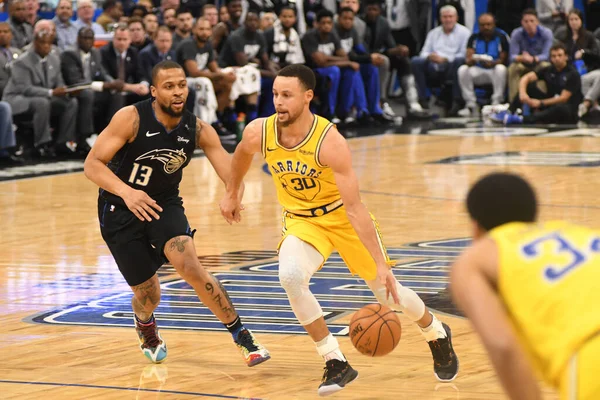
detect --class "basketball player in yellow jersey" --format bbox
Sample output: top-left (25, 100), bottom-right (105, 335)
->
top-left (451, 172), bottom-right (600, 400)
top-left (220, 64), bottom-right (458, 396)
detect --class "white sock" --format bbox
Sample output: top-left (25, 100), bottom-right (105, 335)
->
top-left (419, 313), bottom-right (447, 342)
top-left (316, 333), bottom-right (346, 362)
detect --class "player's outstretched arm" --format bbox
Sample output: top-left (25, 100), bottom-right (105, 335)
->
top-left (196, 118), bottom-right (240, 187)
top-left (84, 106), bottom-right (163, 222)
top-left (451, 240), bottom-right (542, 400)
top-left (319, 128), bottom-right (399, 304)
top-left (220, 118), bottom-right (263, 224)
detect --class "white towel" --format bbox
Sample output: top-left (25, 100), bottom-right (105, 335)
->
top-left (272, 20), bottom-right (305, 65)
top-left (187, 77), bottom-right (218, 125)
top-left (222, 65), bottom-right (262, 101)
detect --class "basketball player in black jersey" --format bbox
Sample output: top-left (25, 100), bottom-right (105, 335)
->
top-left (83, 60), bottom-right (270, 367)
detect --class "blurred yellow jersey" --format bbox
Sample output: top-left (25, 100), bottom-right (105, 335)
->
top-left (261, 114), bottom-right (341, 214)
top-left (490, 221), bottom-right (600, 387)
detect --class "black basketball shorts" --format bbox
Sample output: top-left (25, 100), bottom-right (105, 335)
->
top-left (98, 196), bottom-right (195, 286)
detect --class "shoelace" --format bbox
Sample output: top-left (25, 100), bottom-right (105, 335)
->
top-left (139, 322), bottom-right (161, 348)
top-left (236, 329), bottom-right (259, 352)
top-left (430, 339), bottom-right (453, 367)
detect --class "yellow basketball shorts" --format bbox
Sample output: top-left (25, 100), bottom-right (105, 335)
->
top-left (559, 333), bottom-right (600, 400)
top-left (277, 206), bottom-right (394, 281)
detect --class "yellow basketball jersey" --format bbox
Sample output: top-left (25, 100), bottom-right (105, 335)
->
top-left (261, 114), bottom-right (341, 213)
top-left (490, 221), bottom-right (600, 386)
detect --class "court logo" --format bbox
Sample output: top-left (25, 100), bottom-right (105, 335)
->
top-left (29, 239), bottom-right (468, 336)
top-left (432, 151), bottom-right (600, 167)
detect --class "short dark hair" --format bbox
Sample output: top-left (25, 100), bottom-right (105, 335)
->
top-left (130, 5), bottom-right (148, 17)
top-left (316, 9), bottom-right (334, 22)
top-left (279, 5), bottom-right (297, 16)
top-left (466, 172), bottom-right (537, 231)
top-left (128, 16), bottom-right (144, 28)
top-left (277, 64), bottom-right (316, 91)
top-left (522, 8), bottom-right (538, 19)
top-left (339, 6), bottom-right (355, 16)
top-left (365, 0), bottom-right (381, 7)
top-left (176, 7), bottom-right (192, 17)
top-left (103, 0), bottom-right (117, 11)
top-left (203, 3), bottom-right (217, 11)
top-left (550, 42), bottom-right (567, 54)
top-left (152, 60), bottom-right (184, 85)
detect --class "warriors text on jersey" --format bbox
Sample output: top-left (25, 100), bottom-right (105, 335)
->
top-left (100, 98), bottom-right (197, 206)
top-left (490, 221), bottom-right (600, 386)
top-left (261, 113), bottom-right (339, 214)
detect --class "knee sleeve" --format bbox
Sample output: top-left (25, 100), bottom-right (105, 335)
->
top-left (278, 236), bottom-right (325, 325)
top-left (366, 278), bottom-right (426, 321)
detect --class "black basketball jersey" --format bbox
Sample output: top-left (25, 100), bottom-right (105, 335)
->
top-left (101, 99), bottom-right (197, 206)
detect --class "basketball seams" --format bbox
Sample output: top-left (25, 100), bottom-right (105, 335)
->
top-left (350, 304), bottom-right (383, 347)
top-left (372, 318), bottom-right (387, 356)
top-left (350, 305), bottom-right (401, 357)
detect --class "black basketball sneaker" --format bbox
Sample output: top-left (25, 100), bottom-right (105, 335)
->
top-left (427, 322), bottom-right (459, 381)
top-left (317, 359), bottom-right (359, 396)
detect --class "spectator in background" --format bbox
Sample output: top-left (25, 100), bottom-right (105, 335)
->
top-left (24, 0), bottom-right (40, 28)
top-left (163, 8), bottom-right (177, 31)
top-left (176, 18), bottom-right (236, 138)
top-left (22, 19), bottom-right (59, 55)
top-left (9, 0), bottom-right (32, 49)
top-left (53, 0), bottom-right (79, 52)
top-left (556, 9), bottom-right (600, 118)
top-left (203, 4), bottom-right (219, 28)
top-left (411, 5), bottom-right (470, 115)
top-left (536, 0), bottom-right (572, 33)
top-left (172, 8), bottom-right (194, 48)
top-left (263, 6), bottom-right (304, 116)
top-left (488, 0), bottom-right (533, 35)
top-left (139, 26), bottom-right (175, 82)
top-left (507, 9), bottom-right (553, 101)
top-left (74, 0), bottom-right (106, 35)
top-left (99, 24), bottom-right (150, 121)
top-left (143, 13), bottom-right (159, 40)
top-left (338, 0), bottom-right (365, 41)
top-left (181, 0), bottom-right (205, 18)
top-left (364, 0), bottom-right (428, 119)
top-left (0, 23), bottom-right (22, 98)
top-left (301, 9), bottom-right (359, 122)
top-left (219, 5), bottom-right (230, 24)
top-left (61, 28), bottom-right (125, 145)
top-left (137, 0), bottom-right (155, 13)
top-left (158, 0), bottom-right (181, 23)
top-left (336, 7), bottom-right (391, 123)
top-left (0, 102), bottom-right (22, 165)
top-left (218, 11), bottom-right (276, 124)
top-left (128, 17), bottom-right (152, 51)
top-left (3, 28), bottom-right (78, 158)
top-left (436, 0), bottom-right (465, 26)
top-left (96, 0), bottom-right (124, 32)
top-left (130, 5), bottom-right (148, 18)
top-left (213, 0), bottom-right (243, 53)
top-left (492, 44), bottom-right (582, 125)
top-left (457, 13), bottom-right (508, 116)
top-left (261, 12), bottom-right (277, 31)
top-left (385, 0), bottom-right (430, 57)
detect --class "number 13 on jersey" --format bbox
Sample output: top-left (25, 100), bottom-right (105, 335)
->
top-left (128, 162), bottom-right (153, 187)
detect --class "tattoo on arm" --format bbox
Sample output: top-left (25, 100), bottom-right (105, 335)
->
top-left (131, 108), bottom-right (140, 142)
top-left (169, 237), bottom-right (190, 253)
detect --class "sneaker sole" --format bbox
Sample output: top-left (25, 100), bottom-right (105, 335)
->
top-left (434, 324), bottom-right (459, 382)
top-left (317, 370), bottom-right (359, 397)
top-left (247, 353), bottom-right (271, 367)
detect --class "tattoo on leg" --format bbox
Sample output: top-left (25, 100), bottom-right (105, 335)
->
top-left (204, 276), bottom-right (236, 317)
top-left (132, 278), bottom-right (161, 319)
top-left (169, 237), bottom-right (190, 253)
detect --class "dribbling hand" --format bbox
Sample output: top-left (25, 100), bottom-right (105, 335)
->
top-left (123, 188), bottom-right (163, 221)
top-left (378, 264), bottom-right (400, 305)
top-left (219, 192), bottom-right (245, 225)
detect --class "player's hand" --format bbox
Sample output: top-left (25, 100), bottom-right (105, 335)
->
top-left (122, 188), bottom-right (163, 221)
top-left (220, 192), bottom-right (244, 224)
top-left (378, 264), bottom-right (399, 304)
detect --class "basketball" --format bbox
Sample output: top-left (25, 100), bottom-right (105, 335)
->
top-left (349, 304), bottom-right (402, 357)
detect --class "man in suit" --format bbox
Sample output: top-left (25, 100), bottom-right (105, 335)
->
top-left (53, 0), bottom-right (79, 52)
top-left (2, 28), bottom-right (78, 158)
top-left (9, 0), bottom-right (33, 50)
top-left (99, 24), bottom-right (149, 122)
top-left (61, 27), bottom-right (125, 150)
top-left (0, 22), bottom-right (22, 98)
top-left (139, 26), bottom-right (175, 82)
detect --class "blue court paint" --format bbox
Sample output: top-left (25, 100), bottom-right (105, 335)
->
top-left (0, 379), bottom-right (261, 399)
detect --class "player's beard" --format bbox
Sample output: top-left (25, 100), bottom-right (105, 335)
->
top-left (278, 110), bottom-right (299, 127)
top-left (159, 100), bottom-right (185, 117)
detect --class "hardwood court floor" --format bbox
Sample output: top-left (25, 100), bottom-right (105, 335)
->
top-left (3, 128), bottom-right (595, 399)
